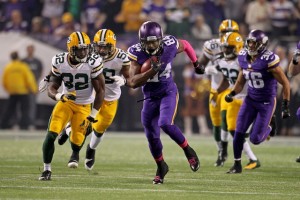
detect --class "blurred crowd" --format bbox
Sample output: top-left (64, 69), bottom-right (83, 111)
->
top-left (1, 0), bottom-right (300, 135)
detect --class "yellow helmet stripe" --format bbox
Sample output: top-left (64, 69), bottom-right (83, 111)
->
top-left (228, 20), bottom-right (232, 29)
top-left (100, 29), bottom-right (107, 43)
top-left (75, 31), bottom-right (84, 45)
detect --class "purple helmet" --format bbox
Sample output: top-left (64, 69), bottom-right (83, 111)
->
top-left (139, 21), bottom-right (163, 55)
top-left (245, 29), bottom-right (268, 56)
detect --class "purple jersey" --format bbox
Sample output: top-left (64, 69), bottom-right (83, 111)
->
top-left (238, 49), bottom-right (280, 102)
top-left (127, 35), bottom-right (179, 97)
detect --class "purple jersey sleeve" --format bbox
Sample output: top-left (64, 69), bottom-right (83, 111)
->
top-left (127, 35), bottom-right (179, 97)
top-left (238, 49), bottom-right (279, 101)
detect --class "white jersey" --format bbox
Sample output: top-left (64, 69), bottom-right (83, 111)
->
top-left (203, 38), bottom-right (224, 90)
top-left (103, 48), bottom-right (130, 101)
top-left (51, 52), bottom-right (103, 104)
top-left (219, 58), bottom-right (247, 100)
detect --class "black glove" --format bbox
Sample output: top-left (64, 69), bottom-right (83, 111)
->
top-left (61, 94), bottom-right (76, 102)
top-left (150, 57), bottom-right (162, 72)
top-left (281, 99), bottom-right (290, 119)
top-left (193, 60), bottom-right (205, 74)
top-left (87, 116), bottom-right (98, 123)
top-left (225, 91), bottom-right (236, 103)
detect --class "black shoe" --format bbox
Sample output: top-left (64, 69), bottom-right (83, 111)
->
top-left (58, 129), bottom-right (69, 145)
top-left (296, 156), bottom-right (300, 163)
top-left (220, 150), bottom-right (228, 163)
top-left (269, 115), bottom-right (277, 137)
top-left (153, 160), bottom-right (169, 184)
top-left (214, 151), bottom-right (224, 167)
top-left (39, 170), bottom-right (52, 181)
top-left (85, 144), bottom-right (96, 170)
top-left (68, 151), bottom-right (79, 168)
top-left (227, 161), bottom-right (242, 174)
top-left (184, 146), bottom-right (200, 172)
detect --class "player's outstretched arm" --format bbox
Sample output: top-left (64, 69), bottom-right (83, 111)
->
top-left (225, 70), bottom-right (245, 102)
top-left (288, 42), bottom-right (300, 77)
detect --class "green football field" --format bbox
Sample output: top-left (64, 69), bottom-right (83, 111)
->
top-left (0, 130), bottom-right (299, 200)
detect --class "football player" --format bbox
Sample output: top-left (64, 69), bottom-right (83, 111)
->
top-left (126, 21), bottom-right (201, 184)
top-left (56, 29), bottom-right (131, 170)
top-left (226, 30), bottom-right (290, 173)
top-left (216, 32), bottom-right (260, 170)
top-left (287, 41), bottom-right (300, 163)
top-left (39, 31), bottom-right (105, 180)
top-left (198, 19), bottom-right (258, 168)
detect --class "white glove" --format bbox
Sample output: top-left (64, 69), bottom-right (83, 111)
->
top-left (205, 65), bottom-right (219, 75)
top-left (110, 76), bottom-right (126, 87)
top-left (39, 75), bottom-right (50, 93)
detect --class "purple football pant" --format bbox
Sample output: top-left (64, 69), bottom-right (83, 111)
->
top-left (141, 90), bottom-right (186, 159)
top-left (233, 96), bottom-right (276, 159)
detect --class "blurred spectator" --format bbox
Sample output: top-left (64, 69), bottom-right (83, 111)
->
top-left (41, 0), bottom-right (65, 26)
top-left (181, 63), bottom-right (211, 136)
top-left (245, 0), bottom-right (272, 34)
top-left (80, 0), bottom-right (102, 38)
top-left (115, 0), bottom-right (144, 33)
top-left (4, 9), bottom-right (28, 33)
top-left (140, 0), bottom-right (167, 32)
top-left (191, 14), bottom-right (212, 40)
top-left (224, 0), bottom-right (247, 24)
top-left (200, 0), bottom-right (226, 35)
top-left (30, 16), bottom-right (46, 41)
top-left (165, 0), bottom-right (191, 37)
top-left (98, 0), bottom-right (124, 34)
top-left (0, 51), bottom-right (37, 130)
top-left (54, 12), bottom-right (80, 48)
top-left (270, 0), bottom-right (299, 38)
top-left (65, 0), bottom-right (82, 22)
top-left (22, 44), bottom-right (43, 129)
top-left (3, 0), bottom-right (24, 21)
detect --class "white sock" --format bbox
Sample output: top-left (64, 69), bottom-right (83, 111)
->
top-left (243, 140), bottom-right (257, 161)
top-left (216, 141), bottom-right (222, 151)
top-left (44, 163), bottom-right (51, 171)
top-left (184, 116), bottom-right (193, 135)
top-left (65, 125), bottom-right (71, 136)
top-left (221, 129), bottom-right (229, 142)
top-left (89, 131), bottom-right (104, 149)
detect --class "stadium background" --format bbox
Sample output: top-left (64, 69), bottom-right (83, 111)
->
top-left (0, 0), bottom-right (299, 135)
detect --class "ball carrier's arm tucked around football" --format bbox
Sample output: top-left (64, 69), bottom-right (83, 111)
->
top-left (127, 38), bottom-right (201, 88)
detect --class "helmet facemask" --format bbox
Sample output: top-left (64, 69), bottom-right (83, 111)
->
top-left (70, 45), bottom-right (90, 63)
top-left (93, 42), bottom-right (113, 59)
top-left (221, 45), bottom-right (236, 59)
top-left (140, 38), bottom-right (162, 55)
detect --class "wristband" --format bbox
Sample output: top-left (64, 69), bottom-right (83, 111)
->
top-left (55, 93), bottom-right (63, 101)
top-left (90, 108), bottom-right (99, 118)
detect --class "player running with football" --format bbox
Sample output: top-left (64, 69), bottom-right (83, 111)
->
top-left (226, 30), bottom-right (290, 173)
top-left (125, 21), bottom-right (202, 184)
top-left (39, 31), bottom-right (105, 180)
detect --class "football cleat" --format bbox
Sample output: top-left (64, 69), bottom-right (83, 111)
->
top-left (269, 114), bottom-right (277, 137)
top-left (183, 146), bottom-right (200, 172)
top-left (153, 160), bottom-right (169, 184)
top-left (85, 144), bottom-right (96, 170)
top-left (244, 159), bottom-right (261, 170)
top-left (58, 129), bottom-right (69, 145)
top-left (68, 151), bottom-right (79, 168)
top-left (296, 156), bottom-right (300, 163)
top-left (227, 161), bottom-right (242, 174)
top-left (39, 170), bottom-right (52, 181)
top-left (214, 151), bottom-right (224, 167)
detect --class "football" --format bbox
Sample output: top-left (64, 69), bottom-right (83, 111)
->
top-left (141, 56), bottom-right (158, 73)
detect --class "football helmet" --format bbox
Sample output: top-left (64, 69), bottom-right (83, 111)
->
top-left (219, 19), bottom-right (239, 38)
top-left (139, 21), bottom-right (163, 55)
top-left (221, 32), bottom-right (244, 59)
top-left (93, 29), bottom-right (116, 58)
top-left (67, 31), bottom-right (90, 63)
top-left (245, 29), bottom-right (268, 56)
